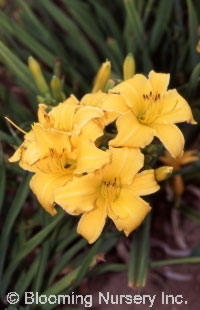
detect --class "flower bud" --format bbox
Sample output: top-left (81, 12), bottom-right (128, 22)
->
top-left (123, 53), bottom-right (136, 80)
top-left (155, 166), bottom-right (173, 182)
top-left (28, 56), bottom-right (49, 95)
top-left (92, 60), bottom-right (111, 93)
top-left (50, 75), bottom-right (63, 102)
top-left (104, 79), bottom-right (115, 92)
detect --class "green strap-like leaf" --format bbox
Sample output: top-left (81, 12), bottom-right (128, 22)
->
top-left (0, 172), bottom-right (31, 284)
top-left (0, 160), bottom-right (6, 213)
top-left (128, 214), bottom-right (150, 288)
top-left (187, 0), bottom-right (200, 67)
top-left (1, 210), bottom-right (64, 296)
top-left (0, 41), bottom-right (37, 94)
top-left (150, 0), bottom-right (173, 51)
top-left (48, 238), bottom-right (87, 286)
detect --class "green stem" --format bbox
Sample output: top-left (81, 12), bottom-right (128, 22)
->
top-left (150, 256), bottom-right (200, 268)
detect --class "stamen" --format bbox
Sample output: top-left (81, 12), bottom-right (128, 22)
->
top-left (5, 117), bottom-right (27, 135)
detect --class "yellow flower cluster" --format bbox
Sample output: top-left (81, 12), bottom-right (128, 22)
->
top-left (9, 67), bottom-right (196, 243)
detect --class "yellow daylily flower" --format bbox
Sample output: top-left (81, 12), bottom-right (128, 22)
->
top-left (9, 92), bottom-right (110, 171)
top-left (30, 148), bottom-right (77, 215)
top-left (160, 150), bottom-right (199, 202)
top-left (9, 93), bottom-right (113, 214)
top-left (107, 71), bottom-right (196, 158)
top-left (9, 123), bottom-right (71, 173)
top-left (55, 147), bottom-right (160, 243)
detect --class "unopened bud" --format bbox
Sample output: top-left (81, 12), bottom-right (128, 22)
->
top-left (123, 53), bottom-right (135, 80)
top-left (50, 75), bottom-right (63, 102)
top-left (28, 56), bottom-right (49, 95)
top-left (155, 166), bottom-right (173, 182)
top-left (104, 79), bottom-right (115, 92)
top-left (92, 60), bottom-right (111, 93)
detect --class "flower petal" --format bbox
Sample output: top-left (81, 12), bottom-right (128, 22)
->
top-left (148, 70), bottom-right (170, 93)
top-left (54, 173), bottom-right (101, 214)
top-left (101, 94), bottom-right (130, 114)
top-left (73, 105), bottom-right (104, 134)
top-left (77, 196), bottom-right (107, 243)
top-left (125, 170), bottom-right (160, 196)
top-left (80, 92), bottom-right (118, 125)
top-left (80, 91), bottom-right (107, 108)
top-left (30, 172), bottom-right (71, 215)
top-left (9, 145), bottom-right (22, 162)
top-left (102, 147), bottom-right (144, 185)
top-left (155, 89), bottom-right (197, 125)
top-left (150, 123), bottom-right (184, 158)
top-left (110, 74), bottom-right (151, 116)
top-left (75, 140), bottom-right (110, 174)
top-left (33, 124), bottom-right (71, 158)
top-left (71, 119), bottom-right (104, 150)
top-left (179, 150), bottom-right (199, 165)
top-left (108, 189), bottom-right (151, 236)
top-left (109, 111), bottom-right (155, 148)
top-left (50, 98), bottom-right (78, 132)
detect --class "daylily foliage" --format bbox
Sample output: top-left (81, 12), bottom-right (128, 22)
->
top-left (8, 62), bottom-right (196, 243)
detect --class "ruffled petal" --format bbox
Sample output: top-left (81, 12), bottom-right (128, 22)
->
top-left (80, 91), bottom-right (107, 108)
top-left (72, 106), bottom-right (104, 135)
top-left (75, 140), bottom-right (110, 174)
top-left (32, 124), bottom-right (71, 158)
top-left (77, 196), bottom-right (107, 243)
top-left (155, 89), bottom-right (197, 125)
top-left (102, 147), bottom-right (144, 185)
top-left (50, 99), bottom-right (78, 132)
top-left (108, 189), bottom-right (151, 236)
top-left (30, 172), bottom-right (71, 215)
top-left (125, 169), bottom-right (160, 196)
top-left (54, 173), bottom-right (102, 214)
top-left (80, 92), bottom-right (118, 125)
top-left (148, 70), bottom-right (170, 93)
top-left (109, 111), bottom-right (155, 148)
top-left (150, 123), bottom-right (184, 158)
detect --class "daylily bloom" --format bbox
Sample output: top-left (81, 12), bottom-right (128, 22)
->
top-left (105, 71), bottom-right (196, 158)
top-left (8, 94), bottom-right (111, 214)
top-left (55, 147), bottom-right (160, 243)
top-left (160, 150), bottom-right (199, 201)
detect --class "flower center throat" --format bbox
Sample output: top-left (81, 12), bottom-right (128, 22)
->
top-left (101, 177), bottom-right (121, 202)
